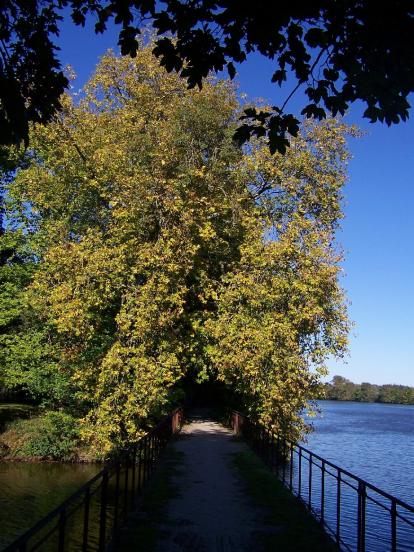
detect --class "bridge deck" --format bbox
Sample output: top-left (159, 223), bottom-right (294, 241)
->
top-left (111, 409), bottom-right (337, 551)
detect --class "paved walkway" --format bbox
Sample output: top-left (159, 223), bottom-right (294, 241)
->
top-left (155, 410), bottom-right (264, 552)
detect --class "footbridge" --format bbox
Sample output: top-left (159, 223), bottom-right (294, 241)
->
top-left (3, 408), bottom-right (414, 552)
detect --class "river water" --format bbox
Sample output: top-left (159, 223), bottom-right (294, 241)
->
top-left (0, 401), bottom-right (413, 550)
top-left (0, 462), bottom-right (99, 550)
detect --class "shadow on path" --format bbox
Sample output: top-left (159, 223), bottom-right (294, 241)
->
top-left (155, 408), bottom-right (267, 551)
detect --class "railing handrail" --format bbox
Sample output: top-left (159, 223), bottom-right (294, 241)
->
top-left (287, 441), bottom-right (414, 512)
top-left (230, 410), bottom-right (414, 512)
top-left (3, 469), bottom-right (108, 551)
top-left (3, 406), bottom-right (184, 552)
top-left (229, 409), bottom-right (414, 552)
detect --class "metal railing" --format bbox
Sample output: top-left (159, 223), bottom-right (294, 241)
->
top-left (3, 407), bottom-right (184, 552)
top-left (229, 410), bottom-right (414, 552)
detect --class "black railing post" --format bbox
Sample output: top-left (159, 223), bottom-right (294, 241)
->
top-left (150, 434), bottom-right (154, 473)
top-left (357, 481), bottom-right (366, 552)
top-left (289, 443), bottom-right (294, 491)
top-left (155, 433), bottom-right (159, 462)
top-left (254, 422), bottom-right (258, 453)
top-left (147, 435), bottom-right (151, 479)
top-left (269, 432), bottom-right (274, 469)
top-left (143, 436), bottom-right (148, 482)
top-left (151, 434), bottom-right (156, 472)
top-left (336, 469), bottom-right (341, 546)
top-left (82, 486), bottom-right (90, 552)
top-left (98, 470), bottom-right (109, 551)
top-left (321, 460), bottom-right (325, 525)
top-left (308, 453), bottom-right (313, 509)
top-left (298, 448), bottom-right (302, 498)
top-left (145, 435), bottom-right (150, 480)
top-left (266, 429), bottom-right (271, 466)
top-left (391, 498), bottom-right (397, 552)
top-left (138, 440), bottom-right (143, 491)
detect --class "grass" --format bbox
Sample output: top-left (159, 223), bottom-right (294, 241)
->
top-left (108, 446), bottom-right (184, 552)
top-left (231, 449), bottom-right (339, 552)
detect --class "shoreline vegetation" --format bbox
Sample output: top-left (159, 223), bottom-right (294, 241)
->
top-left (3, 379), bottom-right (412, 463)
top-left (2, 386), bottom-right (414, 464)
top-left (321, 375), bottom-right (414, 405)
top-left (0, 403), bottom-right (97, 462)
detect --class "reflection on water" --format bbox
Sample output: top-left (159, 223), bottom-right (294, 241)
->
top-left (0, 462), bottom-right (99, 549)
top-left (0, 460), bottom-right (144, 551)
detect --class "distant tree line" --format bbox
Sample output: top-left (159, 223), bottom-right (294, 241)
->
top-left (324, 376), bottom-right (414, 405)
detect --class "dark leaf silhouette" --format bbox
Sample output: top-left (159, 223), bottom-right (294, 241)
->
top-left (1, 1), bottom-right (414, 152)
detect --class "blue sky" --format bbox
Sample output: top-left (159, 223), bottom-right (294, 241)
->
top-left (56, 19), bottom-right (414, 386)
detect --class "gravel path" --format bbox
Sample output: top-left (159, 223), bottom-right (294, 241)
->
top-left (155, 410), bottom-right (265, 552)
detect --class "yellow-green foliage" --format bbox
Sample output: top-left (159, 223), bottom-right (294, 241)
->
top-left (6, 41), bottom-right (354, 454)
top-left (207, 120), bottom-right (354, 439)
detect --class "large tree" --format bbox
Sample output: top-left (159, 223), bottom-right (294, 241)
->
top-left (1, 1), bottom-right (413, 151)
top-left (4, 43), bottom-right (352, 454)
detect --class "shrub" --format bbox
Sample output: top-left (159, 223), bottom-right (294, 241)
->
top-left (1, 411), bottom-right (79, 460)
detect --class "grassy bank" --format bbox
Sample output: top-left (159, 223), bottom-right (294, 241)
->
top-left (232, 449), bottom-right (338, 551)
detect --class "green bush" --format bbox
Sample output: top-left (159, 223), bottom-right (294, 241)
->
top-left (1, 411), bottom-right (79, 460)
